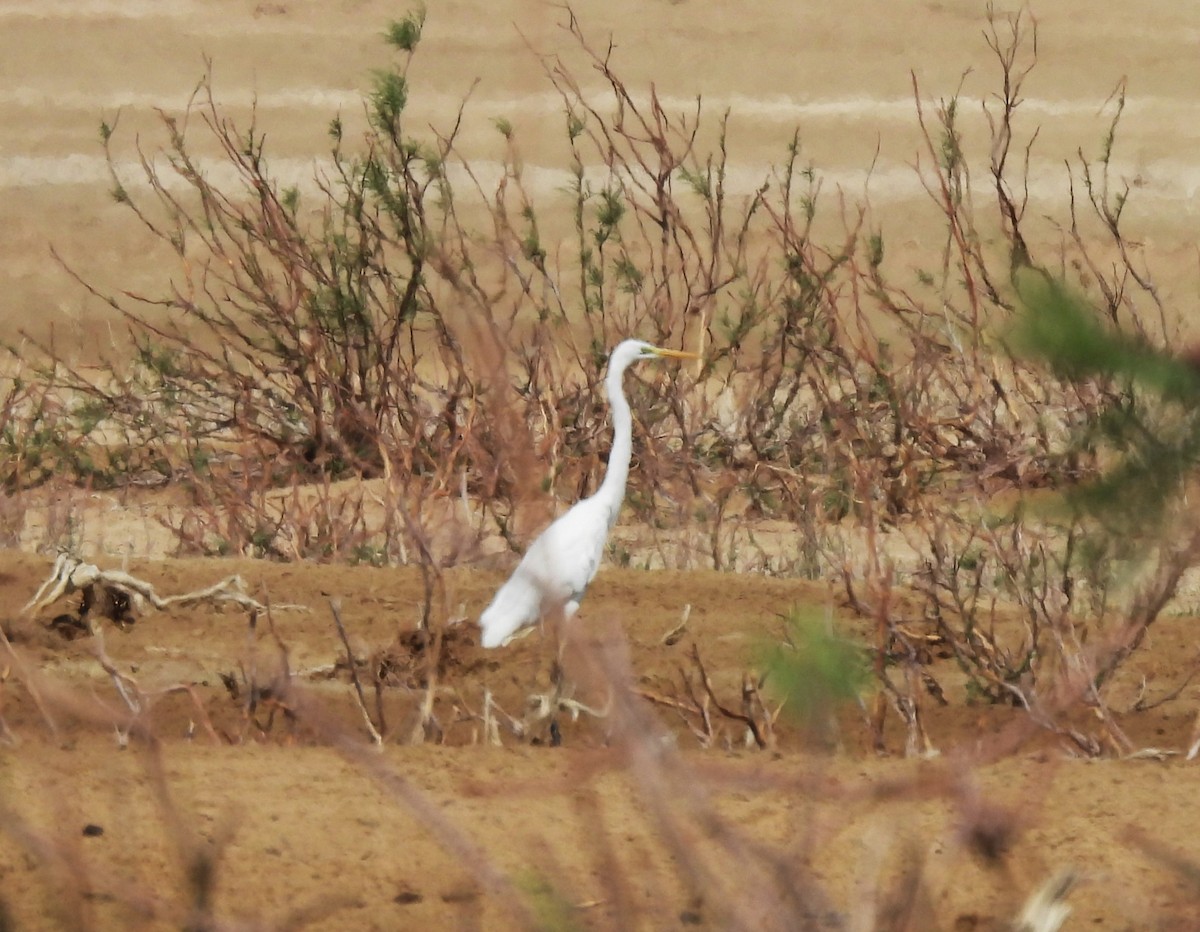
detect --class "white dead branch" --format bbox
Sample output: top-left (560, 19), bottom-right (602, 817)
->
top-left (1013, 869), bottom-right (1076, 932)
top-left (22, 553), bottom-right (308, 620)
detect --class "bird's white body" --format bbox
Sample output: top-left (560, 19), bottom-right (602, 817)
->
top-left (478, 495), bottom-right (616, 648)
top-left (478, 339), bottom-right (695, 649)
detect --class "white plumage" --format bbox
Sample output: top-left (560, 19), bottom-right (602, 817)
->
top-left (478, 339), bottom-right (697, 648)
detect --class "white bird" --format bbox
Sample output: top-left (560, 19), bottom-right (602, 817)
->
top-left (479, 339), bottom-right (698, 649)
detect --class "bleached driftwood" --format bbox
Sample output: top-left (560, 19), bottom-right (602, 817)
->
top-left (22, 553), bottom-right (308, 620)
top-left (1013, 869), bottom-right (1076, 932)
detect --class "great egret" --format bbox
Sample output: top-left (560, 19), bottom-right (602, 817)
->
top-left (479, 339), bottom-right (698, 648)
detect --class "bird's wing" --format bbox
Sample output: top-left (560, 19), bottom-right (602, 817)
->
top-left (478, 498), bottom-right (611, 648)
top-left (525, 497), bottom-right (611, 604)
top-left (478, 569), bottom-right (543, 648)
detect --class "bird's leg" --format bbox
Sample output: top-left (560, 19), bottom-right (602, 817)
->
top-left (520, 606), bottom-right (610, 742)
top-left (551, 617), bottom-right (568, 701)
top-left (552, 650), bottom-right (613, 723)
top-left (518, 607), bottom-right (565, 741)
top-left (545, 607), bottom-right (571, 746)
top-left (519, 605), bottom-right (582, 744)
top-left (550, 609), bottom-right (613, 729)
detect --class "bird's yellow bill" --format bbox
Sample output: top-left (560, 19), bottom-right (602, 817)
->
top-left (652, 347), bottom-right (701, 360)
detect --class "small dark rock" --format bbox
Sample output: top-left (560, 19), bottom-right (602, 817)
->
top-left (82, 824), bottom-right (104, 837)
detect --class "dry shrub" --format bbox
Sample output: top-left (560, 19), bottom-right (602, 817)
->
top-left (3, 4), bottom-right (1200, 930)
top-left (1, 3), bottom-right (1197, 756)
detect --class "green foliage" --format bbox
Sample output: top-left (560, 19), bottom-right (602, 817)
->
top-left (383, 8), bottom-right (425, 52)
top-left (867, 231), bottom-right (884, 269)
top-left (280, 185), bottom-right (300, 214)
top-left (370, 71), bottom-right (409, 134)
top-left (761, 610), bottom-right (869, 728)
top-left (939, 97), bottom-right (962, 173)
top-left (594, 189), bottom-right (624, 233)
top-left (351, 544), bottom-right (388, 567)
top-left (1012, 275), bottom-right (1199, 398)
top-left (517, 872), bottom-right (581, 932)
top-left (1012, 274), bottom-right (1200, 531)
top-left (678, 163), bottom-right (711, 199)
top-left (566, 112), bottom-right (585, 142)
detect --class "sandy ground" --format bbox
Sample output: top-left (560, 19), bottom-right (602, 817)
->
top-left (4, 1), bottom-right (1200, 929)
top-left (2, 551), bottom-right (1200, 930)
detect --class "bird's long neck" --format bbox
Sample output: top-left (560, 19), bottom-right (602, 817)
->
top-left (593, 356), bottom-right (635, 526)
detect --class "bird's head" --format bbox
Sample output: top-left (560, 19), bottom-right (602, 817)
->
top-left (610, 338), bottom-right (700, 372)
